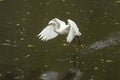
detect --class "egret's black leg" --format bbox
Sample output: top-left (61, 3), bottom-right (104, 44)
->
top-left (76, 36), bottom-right (82, 46)
top-left (73, 37), bottom-right (76, 44)
top-left (72, 37), bottom-right (77, 49)
top-left (72, 36), bottom-right (81, 68)
top-left (76, 36), bottom-right (85, 49)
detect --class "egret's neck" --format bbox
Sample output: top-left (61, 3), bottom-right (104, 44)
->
top-left (55, 25), bottom-right (69, 34)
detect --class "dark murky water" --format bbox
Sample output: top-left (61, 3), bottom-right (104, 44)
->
top-left (0, 0), bottom-right (120, 80)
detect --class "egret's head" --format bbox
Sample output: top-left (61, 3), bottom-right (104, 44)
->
top-left (48, 18), bottom-right (57, 26)
top-left (48, 18), bottom-right (61, 29)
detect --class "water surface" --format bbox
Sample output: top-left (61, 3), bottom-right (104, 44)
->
top-left (0, 0), bottom-right (120, 80)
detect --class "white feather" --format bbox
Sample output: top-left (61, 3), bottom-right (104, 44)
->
top-left (68, 19), bottom-right (81, 36)
top-left (66, 19), bottom-right (81, 43)
top-left (37, 25), bottom-right (58, 41)
top-left (38, 18), bottom-right (81, 43)
top-left (66, 24), bottom-right (75, 43)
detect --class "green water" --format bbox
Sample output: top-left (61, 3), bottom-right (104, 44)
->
top-left (0, 0), bottom-right (120, 80)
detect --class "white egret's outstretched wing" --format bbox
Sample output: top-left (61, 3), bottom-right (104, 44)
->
top-left (37, 25), bottom-right (58, 41)
top-left (66, 19), bottom-right (81, 43)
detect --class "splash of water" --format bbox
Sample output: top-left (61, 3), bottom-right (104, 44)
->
top-left (82, 31), bottom-right (120, 54)
top-left (40, 68), bottom-right (82, 80)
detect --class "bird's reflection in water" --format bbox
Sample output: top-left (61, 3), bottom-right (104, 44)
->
top-left (40, 68), bottom-right (82, 80)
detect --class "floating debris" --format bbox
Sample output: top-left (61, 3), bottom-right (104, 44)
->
top-left (104, 12), bottom-right (108, 15)
top-left (19, 30), bottom-right (23, 34)
top-left (40, 71), bottom-right (59, 80)
top-left (13, 45), bottom-right (18, 47)
top-left (76, 61), bottom-right (79, 64)
top-left (62, 0), bottom-right (66, 2)
top-left (104, 12), bottom-right (108, 18)
top-left (25, 54), bottom-right (30, 58)
top-left (84, 68), bottom-right (87, 70)
top-left (40, 2), bottom-right (43, 5)
top-left (102, 22), bottom-right (106, 24)
top-left (1, 41), bottom-right (18, 47)
top-left (35, 49), bottom-right (38, 52)
top-left (44, 59), bottom-right (48, 62)
top-left (16, 68), bottom-right (24, 73)
top-left (26, 12), bottom-right (30, 15)
top-left (44, 49), bottom-right (48, 52)
top-left (81, 62), bottom-right (85, 64)
top-left (94, 67), bottom-right (98, 70)
top-left (7, 71), bottom-right (11, 74)
top-left (115, 22), bottom-right (119, 25)
top-left (102, 69), bottom-right (106, 72)
top-left (1, 43), bottom-right (11, 46)
top-left (62, 43), bottom-right (67, 46)
top-left (65, 12), bottom-right (71, 15)
top-left (91, 75), bottom-right (95, 78)
top-left (106, 60), bottom-right (113, 63)
top-left (95, 1), bottom-right (100, 4)
top-left (69, 60), bottom-right (74, 64)
top-left (8, 21), bottom-right (12, 24)
top-left (86, 21), bottom-right (90, 24)
top-left (20, 38), bottom-right (25, 41)
top-left (79, 9), bottom-right (84, 13)
top-left (13, 41), bottom-right (17, 43)
top-left (6, 39), bottom-right (11, 42)
top-left (30, 5), bottom-right (33, 8)
top-left (56, 58), bottom-right (71, 62)
top-left (27, 44), bottom-right (35, 47)
top-left (46, 2), bottom-right (50, 5)
top-left (16, 23), bottom-right (21, 26)
top-left (0, 0), bottom-right (4, 2)
top-left (90, 78), bottom-right (94, 80)
top-left (116, 0), bottom-right (120, 3)
top-left (0, 73), bottom-right (2, 76)
top-left (14, 76), bottom-right (21, 79)
top-left (22, 18), bottom-right (26, 21)
top-left (100, 58), bottom-right (105, 63)
top-left (14, 58), bottom-right (19, 61)
top-left (71, 4), bottom-right (75, 6)
top-left (15, 75), bottom-right (24, 80)
top-left (90, 9), bottom-right (93, 13)
top-left (22, 27), bottom-right (26, 31)
top-left (44, 18), bottom-right (48, 21)
top-left (44, 65), bottom-right (48, 68)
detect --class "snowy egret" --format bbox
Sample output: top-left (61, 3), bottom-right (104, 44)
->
top-left (37, 18), bottom-right (81, 43)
